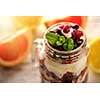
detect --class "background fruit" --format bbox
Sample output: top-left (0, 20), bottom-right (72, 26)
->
top-left (11, 16), bottom-right (44, 40)
top-left (0, 28), bottom-right (33, 67)
top-left (88, 37), bottom-right (100, 73)
top-left (44, 16), bottom-right (88, 29)
top-left (11, 16), bottom-right (43, 30)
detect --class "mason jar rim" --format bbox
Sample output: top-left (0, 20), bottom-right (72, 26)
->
top-left (44, 22), bottom-right (87, 54)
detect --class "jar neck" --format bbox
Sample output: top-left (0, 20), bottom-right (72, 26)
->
top-left (45, 40), bottom-right (87, 64)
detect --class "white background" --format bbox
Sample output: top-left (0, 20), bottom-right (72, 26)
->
top-left (0, 84), bottom-right (100, 100)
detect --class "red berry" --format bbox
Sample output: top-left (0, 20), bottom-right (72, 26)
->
top-left (72, 29), bottom-right (77, 38)
top-left (63, 25), bottom-right (70, 33)
top-left (59, 25), bottom-right (64, 29)
top-left (76, 30), bottom-right (83, 38)
top-left (72, 29), bottom-right (83, 39)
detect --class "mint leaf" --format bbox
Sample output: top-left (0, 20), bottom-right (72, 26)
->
top-left (63, 43), bottom-right (68, 50)
top-left (59, 36), bottom-right (65, 44)
top-left (56, 41), bottom-right (62, 46)
top-left (63, 38), bottom-right (74, 51)
top-left (67, 38), bottom-right (74, 50)
top-left (46, 32), bottom-right (59, 45)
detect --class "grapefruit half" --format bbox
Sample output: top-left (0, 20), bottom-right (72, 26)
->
top-left (0, 28), bottom-right (33, 67)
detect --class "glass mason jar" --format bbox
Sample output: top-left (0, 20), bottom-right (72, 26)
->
top-left (33, 22), bottom-right (90, 83)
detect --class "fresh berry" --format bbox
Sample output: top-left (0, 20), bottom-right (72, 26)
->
top-left (74, 43), bottom-right (78, 49)
top-left (63, 25), bottom-right (70, 33)
top-left (59, 25), bottom-right (64, 29)
top-left (72, 29), bottom-right (76, 39)
top-left (77, 30), bottom-right (83, 38)
top-left (72, 24), bottom-right (79, 29)
top-left (72, 29), bottom-right (83, 39)
top-left (56, 29), bottom-right (62, 35)
top-left (62, 27), bottom-right (73, 38)
top-left (46, 23), bottom-right (84, 51)
top-left (77, 39), bottom-right (83, 46)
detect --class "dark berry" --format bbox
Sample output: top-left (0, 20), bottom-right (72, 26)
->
top-left (63, 25), bottom-right (70, 33)
top-left (74, 43), bottom-right (78, 49)
top-left (77, 30), bottom-right (83, 38)
top-left (77, 39), bottom-right (83, 46)
top-left (59, 25), bottom-right (64, 29)
top-left (56, 29), bottom-right (62, 35)
top-left (72, 24), bottom-right (79, 29)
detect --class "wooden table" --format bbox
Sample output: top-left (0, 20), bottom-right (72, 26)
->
top-left (0, 16), bottom-right (100, 83)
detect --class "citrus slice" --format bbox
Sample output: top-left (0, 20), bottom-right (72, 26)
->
top-left (88, 37), bottom-right (100, 73)
top-left (0, 28), bottom-right (33, 67)
top-left (11, 16), bottom-right (43, 30)
top-left (11, 16), bottom-right (44, 40)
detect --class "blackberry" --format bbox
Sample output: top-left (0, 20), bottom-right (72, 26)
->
top-left (56, 29), bottom-right (62, 35)
top-left (77, 39), bottom-right (83, 46)
top-left (72, 24), bottom-right (79, 29)
top-left (74, 43), bottom-right (78, 49)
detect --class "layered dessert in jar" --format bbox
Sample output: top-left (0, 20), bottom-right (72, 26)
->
top-left (39, 22), bottom-right (89, 83)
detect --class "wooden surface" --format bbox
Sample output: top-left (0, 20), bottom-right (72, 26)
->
top-left (0, 16), bottom-right (100, 83)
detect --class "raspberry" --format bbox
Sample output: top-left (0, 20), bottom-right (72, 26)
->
top-left (77, 30), bottom-right (83, 38)
top-left (72, 29), bottom-right (77, 39)
top-left (59, 25), bottom-right (64, 29)
top-left (72, 29), bottom-right (83, 39)
top-left (63, 25), bottom-right (70, 33)
top-left (56, 29), bottom-right (62, 35)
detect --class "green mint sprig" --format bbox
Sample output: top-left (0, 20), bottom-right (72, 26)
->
top-left (46, 32), bottom-right (59, 45)
top-left (63, 38), bottom-right (74, 51)
top-left (46, 32), bottom-right (74, 51)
